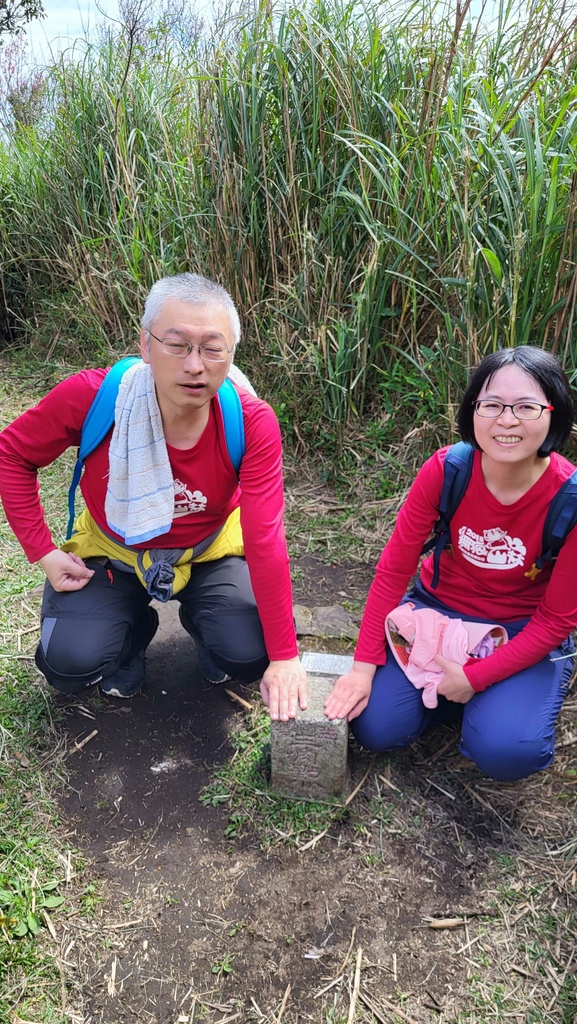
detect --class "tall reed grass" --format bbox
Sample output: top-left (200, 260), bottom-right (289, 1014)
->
top-left (1, 0), bottom-right (576, 441)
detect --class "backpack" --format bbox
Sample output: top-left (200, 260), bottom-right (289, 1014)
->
top-left (421, 440), bottom-right (577, 589)
top-left (66, 357), bottom-right (246, 539)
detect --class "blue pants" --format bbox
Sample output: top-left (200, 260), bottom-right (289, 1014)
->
top-left (351, 583), bottom-right (575, 780)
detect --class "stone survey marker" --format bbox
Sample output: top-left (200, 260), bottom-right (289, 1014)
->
top-left (270, 651), bottom-right (353, 803)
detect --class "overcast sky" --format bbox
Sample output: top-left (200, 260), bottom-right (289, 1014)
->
top-left (24, 0), bottom-right (500, 61)
top-left (25, 0), bottom-right (121, 58)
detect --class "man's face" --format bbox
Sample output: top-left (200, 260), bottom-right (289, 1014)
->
top-left (140, 300), bottom-right (235, 417)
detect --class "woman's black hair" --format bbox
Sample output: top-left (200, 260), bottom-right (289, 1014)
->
top-left (457, 346), bottom-right (575, 458)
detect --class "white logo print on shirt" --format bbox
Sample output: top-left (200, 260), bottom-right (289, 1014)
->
top-left (173, 478), bottom-right (207, 517)
top-left (458, 525), bottom-right (526, 570)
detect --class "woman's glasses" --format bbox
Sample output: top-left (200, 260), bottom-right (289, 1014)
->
top-left (473, 400), bottom-right (554, 420)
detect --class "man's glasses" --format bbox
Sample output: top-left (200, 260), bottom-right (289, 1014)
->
top-left (473, 400), bottom-right (554, 420)
top-left (149, 331), bottom-right (233, 362)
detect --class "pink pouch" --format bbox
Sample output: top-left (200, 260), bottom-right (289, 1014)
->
top-left (385, 603), bottom-right (508, 707)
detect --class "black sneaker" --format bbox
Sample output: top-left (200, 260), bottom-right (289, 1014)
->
top-left (100, 606), bottom-right (159, 698)
top-left (178, 607), bottom-right (232, 684)
top-left (203, 666), bottom-right (232, 685)
top-left (100, 650), bottom-right (145, 698)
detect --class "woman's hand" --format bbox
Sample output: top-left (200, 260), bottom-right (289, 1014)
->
top-left (435, 655), bottom-right (475, 703)
top-left (324, 662), bottom-right (375, 722)
top-left (260, 656), bottom-right (308, 721)
top-left (39, 550), bottom-right (95, 593)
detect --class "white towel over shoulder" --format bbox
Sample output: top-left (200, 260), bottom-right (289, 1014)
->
top-left (104, 360), bottom-right (255, 547)
top-left (105, 362), bottom-right (174, 545)
top-left (227, 363), bottom-right (256, 396)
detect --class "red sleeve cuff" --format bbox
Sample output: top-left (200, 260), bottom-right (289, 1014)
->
top-left (463, 660), bottom-right (491, 693)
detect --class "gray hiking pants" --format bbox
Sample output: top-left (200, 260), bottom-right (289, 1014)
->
top-left (35, 555), bottom-right (268, 694)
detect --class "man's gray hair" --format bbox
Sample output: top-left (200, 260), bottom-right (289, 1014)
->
top-left (141, 273), bottom-right (241, 345)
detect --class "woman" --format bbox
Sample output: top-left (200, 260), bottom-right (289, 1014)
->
top-left (325, 346), bottom-right (577, 780)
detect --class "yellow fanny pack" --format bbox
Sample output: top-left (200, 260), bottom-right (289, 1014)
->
top-left (62, 507), bottom-right (244, 599)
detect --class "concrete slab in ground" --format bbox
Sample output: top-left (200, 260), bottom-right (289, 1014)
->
top-left (271, 672), bottom-right (348, 802)
top-left (294, 603), bottom-right (359, 640)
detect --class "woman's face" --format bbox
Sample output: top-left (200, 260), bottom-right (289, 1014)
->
top-left (473, 365), bottom-right (552, 465)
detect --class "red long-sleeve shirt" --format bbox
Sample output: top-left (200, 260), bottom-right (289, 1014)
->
top-left (355, 446), bottom-right (577, 691)
top-left (0, 368), bottom-right (298, 662)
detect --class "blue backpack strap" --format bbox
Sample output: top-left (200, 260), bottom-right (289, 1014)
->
top-left (66, 357), bottom-right (141, 539)
top-left (525, 469), bottom-right (577, 581)
top-left (216, 377), bottom-right (245, 475)
top-left (421, 441), bottom-right (475, 589)
top-left (78, 357), bottom-right (141, 461)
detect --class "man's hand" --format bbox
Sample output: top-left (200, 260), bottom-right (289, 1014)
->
top-left (260, 656), bottom-right (307, 721)
top-left (434, 655), bottom-right (475, 703)
top-left (324, 662), bottom-right (375, 722)
top-left (39, 550), bottom-right (95, 593)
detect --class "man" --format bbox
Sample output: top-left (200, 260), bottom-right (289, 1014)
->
top-left (0, 273), bottom-right (307, 721)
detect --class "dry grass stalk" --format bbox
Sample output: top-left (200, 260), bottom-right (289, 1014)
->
top-left (224, 689), bottom-right (254, 711)
top-left (359, 989), bottom-right (421, 1024)
top-left (347, 947), bottom-right (363, 1024)
top-left (313, 975), bottom-right (344, 999)
top-left (297, 828), bottom-right (329, 853)
top-left (425, 917), bottom-right (468, 929)
top-left (276, 984), bottom-right (291, 1024)
top-left (69, 729), bottom-right (98, 754)
top-left (343, 760), bottom-right (376, 807)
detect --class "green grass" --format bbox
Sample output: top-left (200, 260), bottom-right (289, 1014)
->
top-left (199, 708), bottom-right (348, 847)
top-left (0, 667), bottom-right (76, 1021)
top-left (0, 371), bottom-right (83, 1021)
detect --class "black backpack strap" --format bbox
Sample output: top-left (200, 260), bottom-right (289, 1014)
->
top-left (421, 441), bottom-right (475, 589)
top-left (525, 469), bottom-right (577, 581)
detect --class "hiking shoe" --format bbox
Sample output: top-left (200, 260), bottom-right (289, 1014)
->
top-left (100, 606), bottom-right (159, 697)
top-left (178, 607), bottom-right (232, 684)
top-left (100, 650), bottom-right (145, 698)
top-left (203, 667), bottom-right (232, 685)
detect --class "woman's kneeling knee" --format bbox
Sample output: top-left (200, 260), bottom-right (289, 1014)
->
top-left (460, 731), bottom-right (553, 781)
top-left (350, 714), bottom-right (421, 753)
